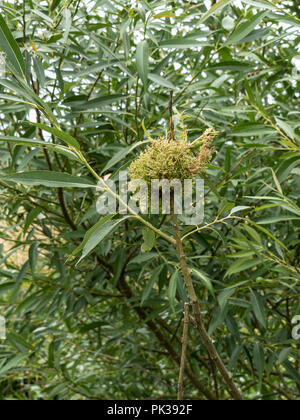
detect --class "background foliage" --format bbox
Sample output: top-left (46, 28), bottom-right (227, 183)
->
top-left (0, 0), bottom-right (299, 400)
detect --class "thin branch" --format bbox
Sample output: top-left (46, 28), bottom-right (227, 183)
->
top-left (178, 302), bottom-right (189, 400)
top-left (171, 205), bottom-right (243, 401)
top-left (22, 0), bottom-right (26, 44)
top-left (117, 274), bottom-right (216, 400)
top-left (169, 89), bottom-right (175, 141)
top-left (74, 69), bottom-right (104, 137)
top-left (30, 76), bottom-right (78, 231)
top-left (57, 187), bottom-right (77, 231)
top-left (181, 215), bottom-right (240, 242)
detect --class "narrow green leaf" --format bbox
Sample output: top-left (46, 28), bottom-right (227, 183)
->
top-left (229, 206), bottom-right (251, 215)
top-left (0, 282), bottom-right (15, 296)
top-left (154, 11), bottom-right (176, 19)
top-left (159, 38), bottom-right (208, 49)
top-left (270, 168), bottom-right (283, 194)
top-left (24, 207), bottom-right (43, 234)
top-left (240, 0), bottom-right (277, 10)
top-left (148, 73), bottom-right (175, 89)
top-left (208, 61), bottom-right (253, 72)
top-left (1, 171), bottom-right (95, 188)
top-left (72, 94), bottom-right (127, 111)
top-left (62, 9), bottom-right (72, 43)
top-left (0, 93), bottom-right (35, 106)
top-left (243, 225), bottom-right (262, 244)
top-left (248, 220), bottom-right (289, 251)
top-left (70, 215), bottom-right (113, 258)
top-left (136, 41), bottom-right (149, 88)
top-left (209, 303), bottom-right (229, 335)
top-left (218, 287), bottom-right (236, 307)
top-left (0, 245), bottom-right (24, 266)
top-left (29, 123), bottom-right (80, 150)
top-left (232, 124), bottom-right (275, 136)
top-left (101, 140), bottom-right (149, 174)
top-left (129, 252), bottom-right (157, 265)
top-left (6, 332), bottom-right (34, 352)
top-left (141, 228), bottom-right (156, 253)
top-left (226, 315), bottom-right (241, 341)
top-left (270, 13), bottom-right (300, 29)
top-left (0, 354), bottom-right (28, 376)
top-left (62, 60), bottom-right (119, 78)
top-left (141, 265), bottom-right (164, 305)
top-left (244, 78), bottom-right (256, 104)
top-left (33, 57), bottom-right (46, 87)
top-left (257, 216), bottom-right (299, 225)
top-left (253, 343), bottom-right (265, 383)
top-left (228, 345), bottom-right (242, 371)
top-left (48, 384), bottom-right (67, 399)
top-left (29, 242), bottom-right (39, 273)
top-left (78, 216), bottom-right (130, 263)
top-left (199, 0), bottom-right (234, 24)
top-left (225, 12), bottom-right (268, 45)
top-left (0, 14), bottom-right (26, 78)
top-left (192, 268), bottom-right (215, 298)
top-left (275, 117), bottom-right (295, 140)
top-left (50, 0), bottom-right (62, 12)
top-left (282, 361), bottom-right (300, 385)
top-left (250, 290), bottom-right (267, 329)
top-left (0, 136), bottom-right (81, 161)
top-left (226, 258), bottom-right (261, 277)
top-left (278, 348), bottom-right (290, 364)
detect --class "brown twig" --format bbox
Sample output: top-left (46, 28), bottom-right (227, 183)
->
top-left (31, 77), bottom-right (77, 231)
top-left (178, 302), bottom-right (189, 400)
top-left (22, 0), bottom-right (26, 44)
top-left (36, 107), bottom-right (77, 231)
top-left (73, 69), bottom-right (104, 137)
top-left (73, 37), bottom-right (120, 138)
top-left (117, 273), bottom-right (216, 400)
top-left (171, 206), bottom-right (243, 401)
top-left (169, 89), bottom-right (175, 141)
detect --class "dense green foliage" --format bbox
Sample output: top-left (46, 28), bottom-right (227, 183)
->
top-left (0, 0), bottom-right (299, 400)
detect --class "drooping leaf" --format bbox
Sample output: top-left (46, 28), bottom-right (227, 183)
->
top-left (141, 228), bottom-right (156, 253)
top-left (0, 136), bottom-right (81, 161)
top-left (0, 354), bottom-right (28, 377)
top-left (253, 343), bottom-right (265, 383)
top-left (136, 41), bottom-right (149, 88)
top-left (141, 265), bottom-right (164, 305)
top-left (0, 13), bottom-right (26, 78)
top-left (191, 268), bottom-right (215, 298)
top-left (78, 216), bottom-right (131, 263)
top-left (101, 140), bottom-right (149, 174)
top-left (226, 258), bottom-right (261, 277)
top-left (1, 171), bottom-right (95, 188)
top-left (29, 123), bottom-right (81, 150)
top-left (199, 0), bottom-right (234, 24)
top-left (250, 291), bottom-right (267, 329)
top-left (225, 12), bottom-right (268, 45)
top-left (159, 38), bottom-right (209, 49)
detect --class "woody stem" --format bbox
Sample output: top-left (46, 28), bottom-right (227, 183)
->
top-left (171, 206), bottom-right (243, 401)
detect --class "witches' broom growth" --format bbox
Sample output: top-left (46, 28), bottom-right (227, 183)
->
top-left (129, 128), bottom-right (218, 184)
